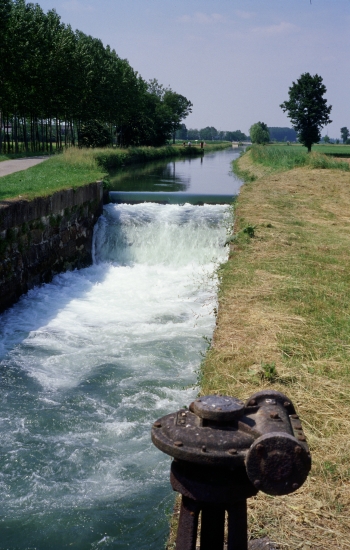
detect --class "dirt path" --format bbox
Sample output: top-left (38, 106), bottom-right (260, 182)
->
top-left (0, 156), bottom-right (48, 177)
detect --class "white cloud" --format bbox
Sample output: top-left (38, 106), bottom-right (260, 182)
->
top-left (251, 21), bottom-right (299, 37)
top-left (62, 0), bottom-right (95, 13)
top-left (178, 12), bottom-right (225, 25)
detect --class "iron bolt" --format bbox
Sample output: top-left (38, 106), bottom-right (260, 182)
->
top-left (174, 441), bottom-right (183, 447)
top-left (249, 399), bottom-right (257, 406)
top-left (270, 412), bottom-right (280, 419)
top-left (228, 448), bottom-right (237, 455)
top-left (298, 436), bottom-right (306, 442)
top-left (256, 443), bottom-right (265, 453)
top-left (154, 422), bottom-right (162, 428)
top-left (254, 480), bottom-right (261, 489)
top-left (295, 446), bottom-right (302, 454)
top-left (202, 446), bottom-right (207, 452)
top-left (291, 414), bottom-right (299, 419)
top-left (284, 401), bottom-right (291, 408)
top-left (292, 483), bottom-right (299, 490)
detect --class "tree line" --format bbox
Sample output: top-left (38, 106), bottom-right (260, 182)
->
top-left (176, 125), bottom-right (248, 142)
top-left (0, 0), bottom-right (192, 153)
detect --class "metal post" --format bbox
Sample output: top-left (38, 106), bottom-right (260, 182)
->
top-left (200, 503), bottom-right (225, 550)
top-left (227, 500), bottom-right (248, 550)
top-left (175, 496), bottom-right (200, 550)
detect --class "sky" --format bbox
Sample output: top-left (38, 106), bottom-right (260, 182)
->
top-left (36, 0), bottom-right (350, 138)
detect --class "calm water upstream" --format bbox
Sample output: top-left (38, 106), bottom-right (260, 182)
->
top-left (0, 148), bottom-right (243, 549)
top-left (108, 147), bottom-right (243, 196)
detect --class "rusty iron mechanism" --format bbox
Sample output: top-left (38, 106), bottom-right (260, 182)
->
top-left (151, 390), bottom-right (311, 550)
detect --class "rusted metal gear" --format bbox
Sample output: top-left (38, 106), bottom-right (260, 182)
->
top-left (152, 391), bottom-right (311, 550)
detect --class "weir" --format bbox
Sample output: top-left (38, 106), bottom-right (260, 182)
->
top-left (109, 191), bottom-right (235, 205)
top-left (0, 149), bottom-right (242, 548)
top-left (0, 201), bottom-right (231, 549)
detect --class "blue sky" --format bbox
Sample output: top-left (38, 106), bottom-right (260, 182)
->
top-left (37, 0), bottom-right (349, 138)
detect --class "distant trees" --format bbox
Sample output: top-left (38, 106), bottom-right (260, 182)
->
top-left (186, 128), bottom-right (200, 140)
top-left (268, 127), bottom-right (297, 142)
top-left (340, 127), bottom-right (349, 144)
top-left (199, 126), bottom-right (218, 141)
top-left (176, 124), bottom-right (188, 140)
top-left (0, 1), bottom-right (192, 153)
top-left (177, 126), bottom-right (248, 142)
top-left (225, 130), bottom-right (248, 142)
top-left (249, 122), bottom-right (270, 144)
top-left (280, 73), bottom-right (332, 152)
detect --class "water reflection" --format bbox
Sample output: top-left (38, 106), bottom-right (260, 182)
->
top-left (109, 160), bottom-right (190, 192)
top-left (108, 148), bottom-right (243, 196)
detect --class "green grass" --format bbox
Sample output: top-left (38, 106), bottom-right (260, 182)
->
top-left (311, 143), bottom-right (350, 155)
top-left (247, 144), bottom-right (350, 172)
top-left (269, 142), bottom-right (350, 156)
top-left (0, 143), bottom-right (231, 201)
top-left (0, 151), bottom-right (104, 201)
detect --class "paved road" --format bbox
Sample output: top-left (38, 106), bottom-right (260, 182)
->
top-left (0, 156), bottom-right (49, 177)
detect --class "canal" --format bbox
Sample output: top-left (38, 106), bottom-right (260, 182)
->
top-left (0, 147), bottom-right (243, 548)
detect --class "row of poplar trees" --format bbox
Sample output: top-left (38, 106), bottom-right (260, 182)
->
top-left (0, 0), bottom-right (193, 153)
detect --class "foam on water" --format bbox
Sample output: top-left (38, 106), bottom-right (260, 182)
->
top-left (0, 202), bottom-right (230, 549)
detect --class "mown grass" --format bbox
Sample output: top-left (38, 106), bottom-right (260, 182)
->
top-left (200, 149), bottom-right (350, 548)
top-left (0, 151), bottom-right (104, 201)
top-left (247, 144), bottom-right (350, 172)
top-left (0, 143), bottom-right (231, 201)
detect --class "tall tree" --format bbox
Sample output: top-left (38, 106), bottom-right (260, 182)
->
top-left (249, 122), bottom-right (270, 144)
top-left (280, 73), bottom-right (332, 152)
top-left (163, 90), bottom-right (192, 143)
top-left (340, 127), bottom-right (349, 144)
top-left (0, 0), bottom-right (12, 152)
top-left (0, 1), bottom-right (192, 152)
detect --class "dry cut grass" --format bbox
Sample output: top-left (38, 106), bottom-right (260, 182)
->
top-left (201, 151), bottom-right (350, 549)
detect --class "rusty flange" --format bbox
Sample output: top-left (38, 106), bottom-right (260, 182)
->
top-left (151, 392), bottom-right (311, 495)
top-left (192, 395), bottom-right (245, 422)
top-left (151, 407), bottom-right (254, 467)
top-left (245, 432), bottom-right (311, 495)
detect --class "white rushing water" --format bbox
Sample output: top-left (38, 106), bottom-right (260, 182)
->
top-left (0, 202), bottom-right (230, 549)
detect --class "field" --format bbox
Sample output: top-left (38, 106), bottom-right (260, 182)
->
top-left (270, 142), bottom-right (350, 156)
top-left (238, 144), bottom-right (350, 173)
top-left (198, 148), bottom-right (350, 548)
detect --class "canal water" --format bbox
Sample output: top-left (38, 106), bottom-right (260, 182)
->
top-left (108, 147), bottom-right (243, 196)
top-left (0, 148), bottom-right (242, 548)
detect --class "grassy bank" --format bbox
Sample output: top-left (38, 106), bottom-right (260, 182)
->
top-left (200, 148), bottom-right (350, 548)
top-left (0, 150), bottom-right (104, 201)
top-left (0, 143), bottom-right (230, 201)
top-left (268, 143), bottom-right (350, 157)
top-left (242, 144), bottom-right (350, 173)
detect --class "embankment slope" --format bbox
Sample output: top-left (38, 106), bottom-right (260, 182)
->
top-left (202, 151), bottom-right (350, 548)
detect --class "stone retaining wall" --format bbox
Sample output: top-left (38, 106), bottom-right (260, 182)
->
top-left (0, 181), bottom-right (103, 314)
